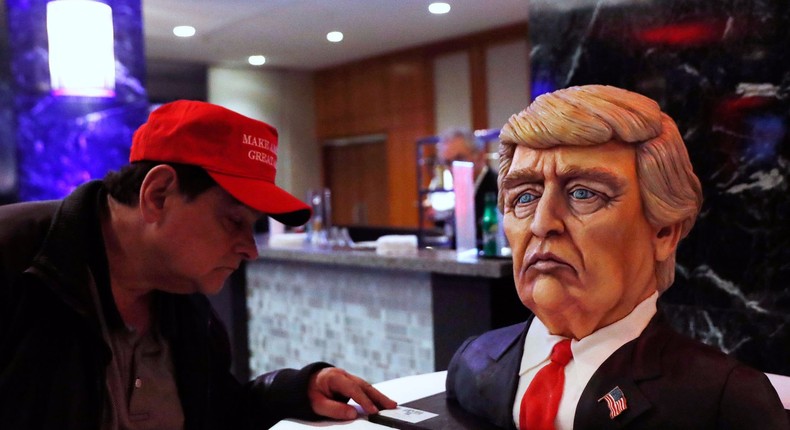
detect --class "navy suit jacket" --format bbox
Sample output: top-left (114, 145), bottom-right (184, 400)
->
top-left (446, 313), bottom-right (789, 429)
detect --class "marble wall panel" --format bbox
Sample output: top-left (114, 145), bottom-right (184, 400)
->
top-left (529, 0), bottom-right (789, 374)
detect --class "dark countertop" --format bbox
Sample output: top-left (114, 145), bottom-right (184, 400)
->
top-left (254, 234), bottom-right (513, 279)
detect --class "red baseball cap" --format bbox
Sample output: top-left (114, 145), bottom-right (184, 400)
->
top-left (130, 100), bottom-right (311, 226)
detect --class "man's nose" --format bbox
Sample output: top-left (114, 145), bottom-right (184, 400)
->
top-left (530, 189), bottom-right (566, 238)
top-left (236, 232), bottom-right (259, 260)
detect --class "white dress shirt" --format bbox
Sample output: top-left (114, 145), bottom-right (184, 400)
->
top-left (512, 292), bottom-right (658, 429)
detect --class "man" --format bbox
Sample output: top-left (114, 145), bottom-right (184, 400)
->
top-left (446, 85), bottom-right (788, 429)
top-left (0, 100), bottom-right (395, 430)
top-left (430, 127), bottom-right (498, 246)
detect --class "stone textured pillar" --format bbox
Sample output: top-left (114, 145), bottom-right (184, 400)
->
top-left (6, 0), bottom-right (148, 201)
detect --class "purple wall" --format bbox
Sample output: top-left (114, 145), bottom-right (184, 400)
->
top-left (6, 0), bottom-right (148, 201)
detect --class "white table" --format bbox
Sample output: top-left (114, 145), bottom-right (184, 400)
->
top-left (270, 371), bottom-right (447, 429)
top-left (767, 372), bottom-right (790, 409)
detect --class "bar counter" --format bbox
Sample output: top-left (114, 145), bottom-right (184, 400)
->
top-left (255, 242), bottom-right (513, 278)
top-left (232, 236), bottom-right (529, 384)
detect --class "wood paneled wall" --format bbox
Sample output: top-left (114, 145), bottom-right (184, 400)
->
top-left (315, 22), bottom-right (527, 228)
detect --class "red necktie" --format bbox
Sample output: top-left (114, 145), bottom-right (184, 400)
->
top-left (519, 339), bottom-right (573, 430)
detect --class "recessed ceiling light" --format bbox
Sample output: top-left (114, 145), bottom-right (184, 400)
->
top-left (326, 31), bottom-right (344, 43)
top-left (172, 25), bottom-right (196, 37)
top-left (248, 55), bottom-right (266, 66)
top-left (429, 2), bottom-right (451, 14)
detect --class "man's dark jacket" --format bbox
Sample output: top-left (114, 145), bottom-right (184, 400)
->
top-left (0, 181), bottom-right (327, 430)
top-left (447, 314), bottom-right (789, 429)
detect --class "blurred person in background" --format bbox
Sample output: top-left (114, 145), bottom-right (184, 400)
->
top-left (429, 127), bottom-right (498, 247)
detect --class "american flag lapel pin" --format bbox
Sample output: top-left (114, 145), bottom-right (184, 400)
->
top-left (598, 386), bottom-right (628, 419)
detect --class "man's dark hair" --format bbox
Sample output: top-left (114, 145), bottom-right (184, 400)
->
top-left (103, 161), bottom-right (218, 205)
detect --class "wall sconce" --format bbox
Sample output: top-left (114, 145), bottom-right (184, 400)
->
top-left (46, 0), bottom-right (116, 97)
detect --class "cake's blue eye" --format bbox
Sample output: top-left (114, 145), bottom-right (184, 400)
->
top-left (570, 188), bottom-right (595, 200)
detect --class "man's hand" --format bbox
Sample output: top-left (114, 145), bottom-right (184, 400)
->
top-left (307, 367), bottom-right (397, 420)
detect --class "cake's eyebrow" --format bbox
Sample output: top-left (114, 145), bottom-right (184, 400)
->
top-left (500, 168), bottom-right (543, 189)
top-left (501, 166), bottom-right (625, 190)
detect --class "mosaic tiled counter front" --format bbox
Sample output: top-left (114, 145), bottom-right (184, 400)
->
top-left (244, 242), bottom-right (524, 384)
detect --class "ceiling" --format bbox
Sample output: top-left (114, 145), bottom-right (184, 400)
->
top-left (1, 0), bottom-right (644, 71)
top-left (143, 0), bottom-right (529, 70)
top-left (0, 0), bottom-right (657, 70)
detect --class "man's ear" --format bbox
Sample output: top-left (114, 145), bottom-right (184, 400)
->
top-left (138, 165), bottom-right (179, 223)
top-left (653, 222), bottom-right (683, 262)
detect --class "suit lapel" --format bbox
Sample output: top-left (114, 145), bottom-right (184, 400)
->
top-left (575, 314), bottom-right (670, 429)
top-left (575, 341), bottom-right (653, 429)
top-left (477, 315), bottom-right (534, 430)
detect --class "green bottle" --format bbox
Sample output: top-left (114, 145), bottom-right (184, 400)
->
top-left (481, 192), bottom-right (498, 256)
